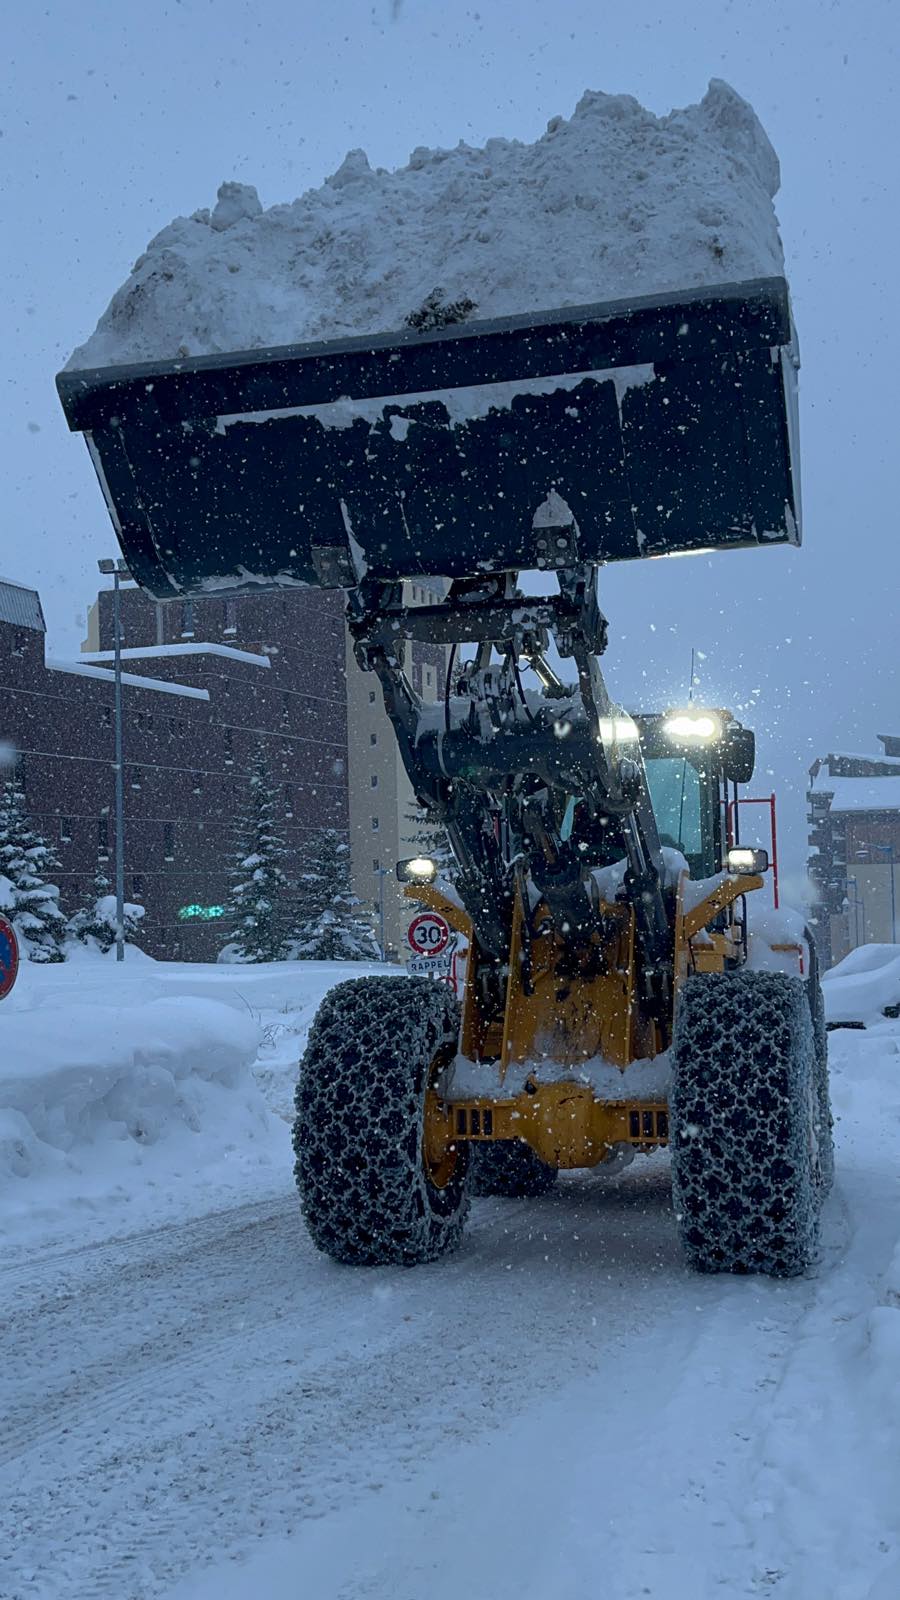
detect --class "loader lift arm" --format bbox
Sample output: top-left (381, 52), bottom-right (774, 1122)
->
top-left (348, 558), bottom-right (674, 1030)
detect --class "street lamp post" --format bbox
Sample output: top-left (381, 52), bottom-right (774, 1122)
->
top-left (375, 865), bottom-right (390, 961)
top-left (875, 843), bottom-right (897, 944)
top-left (845, 874), bottom-right (866, 951)
top-left (98, 558), bottom-right (130, 962)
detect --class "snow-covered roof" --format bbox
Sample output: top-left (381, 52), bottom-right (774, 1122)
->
top-left (69, 79), bottom-right (783, 368)
top-left (823, 778), bottom-right (900, 815)
top-left (45, 657), bottom-right (209, 701)
top-left (81, 641), bottom-right (270, 668)
top-left (825, 751), bottom-right (900, 768)
top-left (0, 577), bottom-right (45, 632)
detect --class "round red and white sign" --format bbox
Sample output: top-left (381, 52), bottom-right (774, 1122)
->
top-left (0, 915), bottom-right (19, 1001)
top-left (407, 911), bottom-right (451, 958)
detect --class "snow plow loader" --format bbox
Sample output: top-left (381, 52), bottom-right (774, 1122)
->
top-left (58, 274), bottom-right (831, 1276)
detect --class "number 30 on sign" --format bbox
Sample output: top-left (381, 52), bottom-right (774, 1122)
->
top-left (406, 912), bottom-right (451, 958)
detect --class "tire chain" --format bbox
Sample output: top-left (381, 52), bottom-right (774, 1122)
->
top-left (293, 976), bottom-right (470, 1265)
top-left (670, 970), bottom-right (823, 1276)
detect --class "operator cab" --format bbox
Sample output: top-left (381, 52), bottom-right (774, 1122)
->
top-left (635, 711), bottom-right (755, 881)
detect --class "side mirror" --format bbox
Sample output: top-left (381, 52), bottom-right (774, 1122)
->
top-left (727, 846), bottom-right (769, 875)
top-left (396, 857), bottom-right (438, 884)
top-left (722, 726), bottom-right (755, 785)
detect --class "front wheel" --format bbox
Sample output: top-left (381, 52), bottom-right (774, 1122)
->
top-left (293, 976), bottom-right (469, 1265)
top-left (670, 970), bottom-right (823, 1277)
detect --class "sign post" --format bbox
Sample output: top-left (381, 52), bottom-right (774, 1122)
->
top-left (406, 910), bottom-right (455, 981)
top-left (0, 915), bottom-right (20, 1001)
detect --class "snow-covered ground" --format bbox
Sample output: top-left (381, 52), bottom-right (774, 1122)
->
top-left (3, 955), bottom-right (900, 1599)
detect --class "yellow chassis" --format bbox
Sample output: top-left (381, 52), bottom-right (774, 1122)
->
top-left (411, 871), bottom-right (763, 1176)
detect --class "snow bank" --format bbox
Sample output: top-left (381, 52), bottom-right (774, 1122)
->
top-left (70, 79), bottom-right (783, 369)
top-left (823, 943), bottom-right (900, 1026)
top-left (0, 996), bottom-right (262, 1180)
top-left (0, 983), bottom-right (289, 1248)
top-left (0, 950), bottom-right (404, 1246)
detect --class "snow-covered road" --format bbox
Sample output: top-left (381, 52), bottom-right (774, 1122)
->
top-left (4, 1018), bottom-right (900, 1600)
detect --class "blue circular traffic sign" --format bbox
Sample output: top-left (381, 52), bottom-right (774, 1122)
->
top-left (0, 916), bottom-right (19, 1000)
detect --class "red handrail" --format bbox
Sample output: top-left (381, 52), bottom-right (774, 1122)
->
top-left (726, 793), bottom-right (779, 909)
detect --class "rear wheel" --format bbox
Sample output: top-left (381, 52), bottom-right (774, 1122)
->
top-left (469, 1139), bottom-right (559, 1197)
top-left (294, 976), bottom-right (469, 1265)
top-left (670, 970), bottom-right (822, 1276)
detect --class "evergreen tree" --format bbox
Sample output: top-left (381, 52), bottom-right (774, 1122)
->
top-left (288, 827), bottom-right (380, 961)
top-left (0, 774), bottom-right (67, 962)
top-left (221, 752), bottom-right (291, 962)
top-left (67, 861), bottom-right (144, 952)
top-left (404, 802), bottom-right (458, 883)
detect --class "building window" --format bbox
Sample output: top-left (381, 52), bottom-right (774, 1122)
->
top-left (370, 732), bottom-right (377, 746)
top-left (132, 874), bottom-right (144, 897)
top-left (13, 630), bottom-right (27, 655)
top-left (131, 768), bottom-right (142, 790)
top-left (135, 711), bottom-right (144, 730)
top-left (224, 599), bottom-right (237, 634)
top-left (224, 728), bottom-right (233, 765)
top-left (371, 816), bottom-right (379, 832)
top-left (370, 774), bottom-right (378, 788)
top-left (163, 823), bottom-right (175, 860)
top-left (103, 705), bottom-right (112, 727)
top-left (369, 690), bottom-right (376, 704)
top-left (283, 784), bottom-right (293, 818)
top-left (60, 817), bottom-right (73, 844)
top-left (98, 816), bottom-right (109, 856)
top-left (181, 600), bottom-right (194, 637)
top-left (146, 713), bottom-right (154, 732)
top-left (373, 858), bottom-right (380, 872)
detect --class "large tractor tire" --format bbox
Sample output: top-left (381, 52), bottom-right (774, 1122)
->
top-left (469, 1139), bottom-right (559, 1198)
top-left (804, 930), bottom-right (835, 1194)
top-left (293, 976), bottom-right (470, 1266)
top-left (670, 970), bottom-right (824, 1277)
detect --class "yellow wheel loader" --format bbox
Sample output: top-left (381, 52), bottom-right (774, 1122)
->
top-left (58, 275), bottom-right (831, 1275)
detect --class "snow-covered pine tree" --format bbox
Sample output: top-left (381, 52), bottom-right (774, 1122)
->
top-left (221, 752), bottom-right (292, 963)
top-left (0, 774), bottom-right (67, 962)
top-left (288, 827), bottom-right (380, 961)
top-left (67, 860), bottom-right (144, 953)
top-left (403, 802), bottom-right (458, 883)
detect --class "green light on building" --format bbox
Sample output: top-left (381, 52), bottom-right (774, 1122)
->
top-left (177, 904), bottom-right (226, 922)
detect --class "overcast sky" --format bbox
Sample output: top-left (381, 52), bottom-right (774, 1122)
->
top-left (3, 0), bottom-right (898, 886)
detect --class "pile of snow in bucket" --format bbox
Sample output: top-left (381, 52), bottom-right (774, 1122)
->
top-left (69, 78), bottom-right (784, 369)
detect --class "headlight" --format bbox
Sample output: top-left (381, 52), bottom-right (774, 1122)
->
top-left (663, 711), bottom-right (722, 742)
top-left (396, 856), bottom-right (438, 884)
top-left (727, 847), bottom-right (769, 875)
top-left (596, 715), bottom-right (640, 745)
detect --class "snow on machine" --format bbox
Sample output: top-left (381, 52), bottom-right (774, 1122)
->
top-left (58, 271), bottom-right (831, 1275)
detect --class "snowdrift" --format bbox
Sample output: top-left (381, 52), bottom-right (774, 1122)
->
top-left (69, 79), bottom-right (783, 368)
top-left (823, 943), bottom-right (900, 1027)
top-left (0, 986), bottom-right (283, 1243)
top-left (0, 951), bottom-right (402, 1245)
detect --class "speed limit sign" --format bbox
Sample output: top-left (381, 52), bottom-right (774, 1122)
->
top-left (407, 911), bottom-right (451, 958)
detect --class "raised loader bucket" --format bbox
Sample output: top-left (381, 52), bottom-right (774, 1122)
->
top-left (57, 277), bottom-right (800, 599)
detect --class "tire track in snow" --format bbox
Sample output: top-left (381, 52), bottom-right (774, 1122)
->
top-left (3, 1166), bottom-right (694, 1600)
